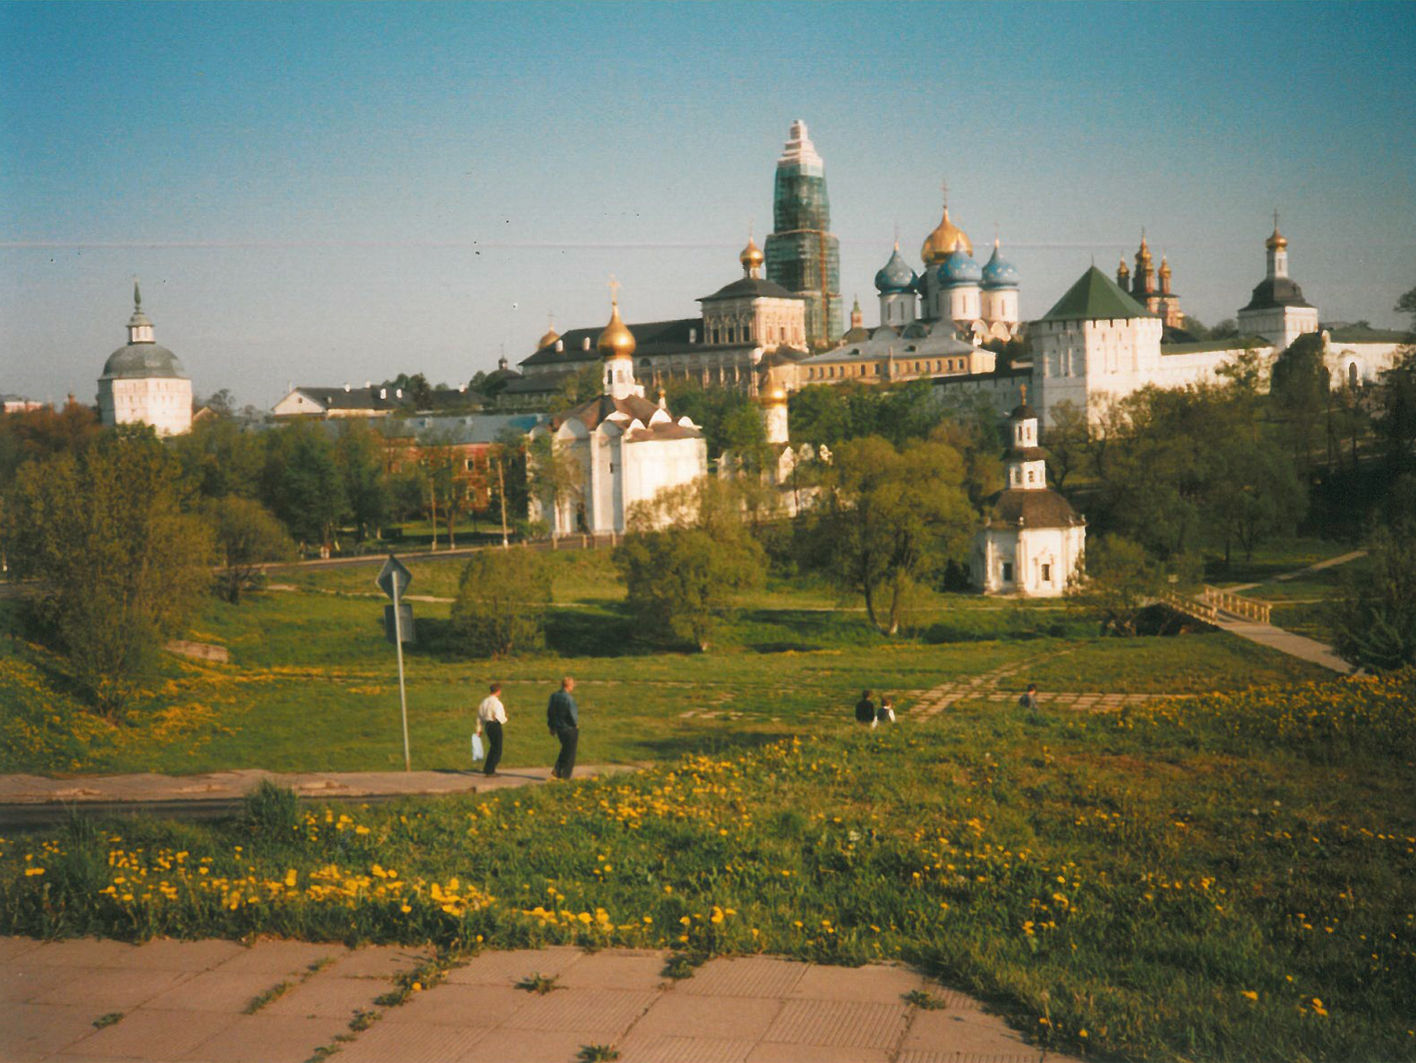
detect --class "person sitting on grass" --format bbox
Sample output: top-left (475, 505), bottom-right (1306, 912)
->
top-left (855, 689), bottom-right (876, 725)
top-left (877, 696), bottom-right (896, 725)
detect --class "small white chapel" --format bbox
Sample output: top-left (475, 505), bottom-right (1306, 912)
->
top-left (972, 391), bottom-right (1086, 597)
top-left (529, 287), bottom-right (708, 536)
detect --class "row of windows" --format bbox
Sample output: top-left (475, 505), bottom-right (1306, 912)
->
top-left (804, 356), bottom-right (970, 381)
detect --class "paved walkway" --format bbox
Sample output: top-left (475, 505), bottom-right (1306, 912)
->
top-left (2, 937), bottom-right (1078, 1063)
top-left (1207, 617), bottom-right (1352, 673)
top-left (908, 651), bottom-right (1167, 721)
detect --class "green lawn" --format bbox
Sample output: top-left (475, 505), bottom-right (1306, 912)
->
top-left (1, 549), bottom-right (1330, 776)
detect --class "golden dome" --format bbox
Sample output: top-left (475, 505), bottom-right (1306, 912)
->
top-left (1137, 235), bottom-right (1153, 264)
top-left (1117, 255), bottom-right (1130, 275)
top-left (740, 236), bottom-right (765, 275)
top-left (921, 207), bottom-right (972, 264)
top-left (597, 298), bottom-right (636, 360)
top-left (763, 383), bottom-right (789, 406)
top-left (537, 327), bottom-right (560, 349)
top-left (1159, 255), bottom-right (1172, 276)
top-left (1266, 226), bottom-right (1288, 251)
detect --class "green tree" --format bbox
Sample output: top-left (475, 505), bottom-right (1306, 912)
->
top-left (1270, 336), bottom-right (1332, 477)
top-left (334, 420), bottom-right (389, 540)
top-left (1329, 525), bottom-right (1416, 671)
top-left (450, 548), bottom-right (552, 657)
top-left (202, 496), bottom-right (296, 603)
top-left (527, 432), bottom-right (583, 541)
top-left (0, 399), bottom-right (101, 486)
top-left (260, 420), bottom-right (349, 553)
top-left (1040, 400), bottom-right (1089, 491)
top-left (812, 435), bottom-right (975, 635)
top-left (787, 385), bottom-right (850, 447)
top-left (170, 414), bottom-right (265, 500)
top-left (617, 478), bottom-right (766, 651)
top-left (2, 427), bottom-right (213, 715)
top-left (1067, 535), bottom-right (1166, 637)
top-left (550, 364), bottom-right (603, 414)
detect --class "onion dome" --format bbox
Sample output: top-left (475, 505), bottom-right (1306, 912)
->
top-left (1266, 224), bottom-right (1288, 251)
top-left (921, 206), bottom-right (973, 264)
top-left (874, 243), bottom-right (918, 293)
top-left (597, 297), bottom-right (636, 360)
top-left (1116, 255), bottom-right (1131, 280)
top-left (763, 382), bottom-right (789, 406)
top-left (1159, 256), bottom-right (1172, 278)
top-left (537, 326), bottom-right (560, 350)
top-left (740, 236), bottom-right (765, 277)
top-left (981, 240), bottom-right (1020, 290)
top-left (1136, 234), bottom-right (1153, 265)
top-left (937, 249), bottom-right (983, 287)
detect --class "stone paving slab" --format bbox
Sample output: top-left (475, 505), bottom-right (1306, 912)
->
top-left (748, 1044), bottom-right (893, 1063)
top-left (556, 947), bottom-right (670, 989)
top-left (629, 992), bottom-right (785, 1040)
top-left (455, 1025), bottom-right (620, 1063)
top-left (677, 955), bottom-right (807, 997)
top-left (766, 998), bottom-right (909, 1048)
top-left (332, 1018), bottom-right (486, 1063)
top-left (259, 968), bottom-right (390, 1018)
top-left (619, 1035), bottom-right (759, 1063)
top-left (58, 1007), bottom-right (241, 1060)
top-left (2, 1001), bottom-right (100, 1059)
top-left (30, 966), bottom-right (195, 1009)
top-left (179, 1013), bottom-right (336, 1063)
top-left (442, 944), bottom-right (584, 986)
top-left (900, 1007), bottom-right (1043, 1058)
top-left (319, 943), bottom-right (432, 980)
top-left (501, 986), bottom-right (660, 1034)
top-left (380, 982), bottom-right (527, 1026)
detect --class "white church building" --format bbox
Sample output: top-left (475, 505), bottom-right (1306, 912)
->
top-left (972, 394), bottom-right (1086, 597)
top-left (96, 282), bottom-right (193, 436)
top-left (529, 291), bottom-right (708, 536)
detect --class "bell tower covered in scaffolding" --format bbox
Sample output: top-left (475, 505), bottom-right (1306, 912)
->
top-left (764, 120), bottom-right (842, 348)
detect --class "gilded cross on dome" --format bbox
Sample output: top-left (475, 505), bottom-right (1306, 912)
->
top-left (608, 275), bottom-right (621, 305)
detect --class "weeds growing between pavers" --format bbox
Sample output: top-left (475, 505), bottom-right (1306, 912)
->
top-left (3, 669), bottom-right (1415, 1062)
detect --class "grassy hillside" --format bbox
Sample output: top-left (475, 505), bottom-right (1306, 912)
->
top-left (2, 671), bottom-right (1413, 1061)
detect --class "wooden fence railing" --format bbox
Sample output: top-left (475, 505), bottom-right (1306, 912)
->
top-left (1201, 586), bottom-right (1273, 624)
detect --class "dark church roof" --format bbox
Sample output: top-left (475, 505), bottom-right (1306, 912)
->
top-left (699, 276), bottom-right (801, 302)
top-left (521, 318), bottom-right (704, 370)
top-left (101, 343), bottom-right (187, 380)
top-left (1241, 276), bottom-right (1312, 311)
top-left (986, 488), bottom-right (1082, 528)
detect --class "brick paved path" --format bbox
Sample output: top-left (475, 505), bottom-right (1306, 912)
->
top-left (906, 650), bottom-right (1168, 721)
top-left (2, 937), bottom-right (1079, 1063)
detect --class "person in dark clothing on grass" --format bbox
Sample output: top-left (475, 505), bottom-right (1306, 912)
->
top-left (546, 676), bottom-right (579, 780)
top-left (855, 689), bottom-right (876, 725)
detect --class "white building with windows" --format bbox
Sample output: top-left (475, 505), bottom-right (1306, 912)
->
top-left (529, 293), bottom-right (707, 536)
top-left (972, 396), bottom-right (1086, 597)
top-left (96, 283), bottom-right (193, 436)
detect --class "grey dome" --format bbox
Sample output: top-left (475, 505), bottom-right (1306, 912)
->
top-left (101, 342), bottom-right (188, 380)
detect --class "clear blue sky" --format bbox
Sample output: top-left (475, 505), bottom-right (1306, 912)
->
top-left (3, 1), bottom-right (1413, 409)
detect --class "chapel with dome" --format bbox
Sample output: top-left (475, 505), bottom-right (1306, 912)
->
top-left (528, 285), bottom-right (708, 536)
top-left (96, 282), bottom-right (193, 436)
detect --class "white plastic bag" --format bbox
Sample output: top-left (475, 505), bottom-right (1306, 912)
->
top-left (471, 732), bottom-right (485, 762)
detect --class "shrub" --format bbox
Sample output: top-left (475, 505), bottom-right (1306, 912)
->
top-left (451, 548), bottom-right (552, 657)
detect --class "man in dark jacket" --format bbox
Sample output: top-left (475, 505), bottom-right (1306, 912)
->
top-left (546, 676), bottom-right (580, 780)
top-left (854, 689), bottom-right (876, 725)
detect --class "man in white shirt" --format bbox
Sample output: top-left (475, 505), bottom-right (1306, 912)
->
top-left (477, 682), bottom-right (508, 776)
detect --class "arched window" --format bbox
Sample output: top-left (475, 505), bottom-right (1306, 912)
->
top-left (1348, 362), bottom-right (1359, 388)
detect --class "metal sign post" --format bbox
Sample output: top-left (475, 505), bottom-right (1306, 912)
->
top-left (377, 554), bottom-right (414, 772)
